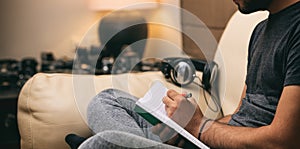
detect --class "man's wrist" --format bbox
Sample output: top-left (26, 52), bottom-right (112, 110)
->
top-left (198, 118), bottom-right (214, 140)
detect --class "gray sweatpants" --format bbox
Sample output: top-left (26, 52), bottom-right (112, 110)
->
top-left (79, 89), bottom-right (179, 149)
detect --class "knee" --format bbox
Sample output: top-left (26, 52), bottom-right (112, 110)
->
top-left (98, 88), bottom-right (117, 97)
top-left (97, 88), bottom-right (127, 99)
top-left (87, 88), bottom-right (116, 110)
top-left (90, 88), bottom-right (135, 105)
top-left (90, 88), bottom-right (118, 104)
top-left (87, 88), bottom-right (125, 117)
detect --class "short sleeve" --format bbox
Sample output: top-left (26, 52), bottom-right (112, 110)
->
top-left (284, 30), bottom-right (300, 86)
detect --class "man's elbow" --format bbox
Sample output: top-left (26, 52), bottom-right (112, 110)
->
top-left (247, 125), bottom-right (299, 149)
top-left (263, 129), bottom-right (299, 149)
top-left (265, 138), bottom-right (299, 149)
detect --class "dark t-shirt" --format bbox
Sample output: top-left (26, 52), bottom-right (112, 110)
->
top-left (229, 2), bottom-right (300, 127)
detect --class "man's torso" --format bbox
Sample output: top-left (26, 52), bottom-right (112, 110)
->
top-left (229, 2), bottom-right (300, 127)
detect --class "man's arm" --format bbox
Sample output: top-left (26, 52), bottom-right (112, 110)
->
top-left (217, 85), bottom-right (247, 124)
top-left (201, 85), bottom-right (300, 149)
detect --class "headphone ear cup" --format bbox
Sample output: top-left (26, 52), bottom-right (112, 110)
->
top-left (170, 59), bottom-right (196, 86)
top-left (202, 62), bottom-right (217, 91)
top-left (169, 59), bottom-right (182, 86)
top-left (170, 68), bottom-right (182, 86)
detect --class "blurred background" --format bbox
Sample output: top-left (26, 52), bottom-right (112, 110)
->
top-left (0, 0), bottom-right (236, 61)
top-left (0, 0), bottom-right (236, 148)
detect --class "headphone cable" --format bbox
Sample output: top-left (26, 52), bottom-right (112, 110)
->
top-left (194, 76), bottom-right (223, 115)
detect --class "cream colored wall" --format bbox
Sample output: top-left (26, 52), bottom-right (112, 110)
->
top-left (0, 0), bottom-right (182, 62)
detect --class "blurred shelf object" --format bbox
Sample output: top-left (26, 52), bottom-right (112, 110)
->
top-left (41, 52), bottom-right (73, 74)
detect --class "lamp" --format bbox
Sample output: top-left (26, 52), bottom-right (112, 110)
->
top-left (86, 0), bottom-right (158, 74)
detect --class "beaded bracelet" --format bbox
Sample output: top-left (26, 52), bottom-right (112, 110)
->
top-left (198, 119), bottom-right (213, 140)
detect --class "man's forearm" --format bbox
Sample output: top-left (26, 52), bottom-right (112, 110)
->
top-left (201, 121), bottom-right (275, 149)
top-left (199, 86), bottom-right (300, 149)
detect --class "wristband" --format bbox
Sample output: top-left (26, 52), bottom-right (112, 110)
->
top-left (198, 119), bottom-right (213, 140)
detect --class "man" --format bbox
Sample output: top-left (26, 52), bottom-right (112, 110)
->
top-left (78, 0), bottom-right (300, 148)
top-left (154, 0), bottom-right (300, 148)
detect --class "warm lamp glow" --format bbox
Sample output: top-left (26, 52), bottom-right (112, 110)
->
top-left (88, 0), bottom-right (158, 11)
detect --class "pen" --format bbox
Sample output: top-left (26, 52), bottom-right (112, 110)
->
top-left (181, 93), bottom-right (192, 98)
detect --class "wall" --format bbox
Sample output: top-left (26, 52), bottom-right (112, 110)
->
top-left (0, 0), bottom-right (102, 60)
top-left (0, 0), bottom-right (182, 62)
top-left (0, 0), bottom-right (237, 62)
top-left (182, 0), bottom-right (237, 60)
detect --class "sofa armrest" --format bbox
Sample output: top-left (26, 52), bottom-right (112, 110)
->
top-left (18, 73), bottom-right (93, 149)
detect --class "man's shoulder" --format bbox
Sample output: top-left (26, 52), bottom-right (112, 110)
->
top-left (248, 19), bottom-right (268, 48)
top-left (249, 18), bottom-right (269, 41)
top-left (254, 19), bottom-right (268, 32)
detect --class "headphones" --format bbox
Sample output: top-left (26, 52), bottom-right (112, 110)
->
top-left (161, 57), bottom-right (218, 92)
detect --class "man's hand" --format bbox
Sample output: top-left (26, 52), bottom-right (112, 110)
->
top-left (152, 89), bottom-right (204, 147)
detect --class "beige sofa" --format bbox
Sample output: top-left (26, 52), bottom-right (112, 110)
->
top-left (17, 11), bottom-right (268, 149)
